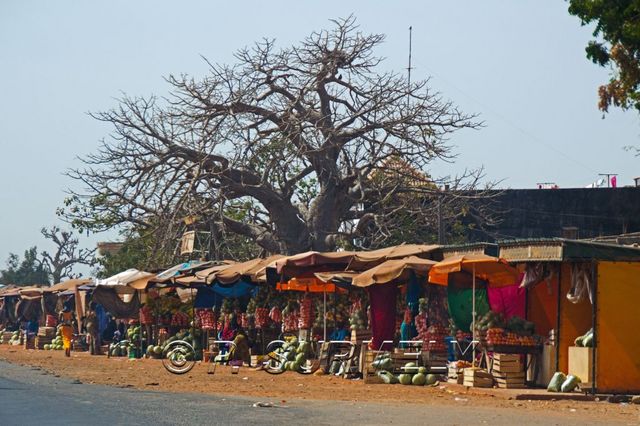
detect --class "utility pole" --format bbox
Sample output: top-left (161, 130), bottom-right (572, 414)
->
top-left (437, 185), bottom-right (447, 245)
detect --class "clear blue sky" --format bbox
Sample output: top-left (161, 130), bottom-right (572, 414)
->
top-left (1, 1), bottom-right (638, 269)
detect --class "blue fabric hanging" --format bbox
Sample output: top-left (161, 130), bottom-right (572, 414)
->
top-left (400, 271), bottom-right (421, 345)
top-left (194, 287), bottom-right (222, 308)
top-left (211, 279), bottom-right (258, 298)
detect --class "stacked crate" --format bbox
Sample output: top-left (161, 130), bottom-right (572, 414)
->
top-left (35, 327), bottom-right (55, 350)
top-left (463, 367), bottom-right (494, 388)
top-left (492, 353), bottom-right (525, 389)
top-left (362, 347), bottom-right (386, 384)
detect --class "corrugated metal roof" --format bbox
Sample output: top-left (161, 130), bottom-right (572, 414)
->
top-left (498, 238), bottom-right (640, 262)
top-left (440, 242), bottom-right (498, 258)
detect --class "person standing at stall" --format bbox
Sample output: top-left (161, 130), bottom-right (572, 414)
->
top-left (58, 307), bottom-right (74, 357)
top-left (85, 304), bottom-right (100, 355)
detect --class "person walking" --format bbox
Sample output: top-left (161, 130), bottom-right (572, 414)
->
top-left (59, 307), bottom-right (74, 357)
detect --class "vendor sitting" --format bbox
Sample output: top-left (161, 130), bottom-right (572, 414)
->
top-left (329, 321), bottom-right (349, 341)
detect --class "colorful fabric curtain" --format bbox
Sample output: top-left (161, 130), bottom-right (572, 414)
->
top-left (368, 282), bottom-right (398, 350)
top-left (447, 286), bottom-right (490, 333)
top-left (487, 283), bottom-right (526, 319)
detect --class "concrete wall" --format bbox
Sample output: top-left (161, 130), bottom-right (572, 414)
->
top-left (465, 187), bottom-right (640, 242)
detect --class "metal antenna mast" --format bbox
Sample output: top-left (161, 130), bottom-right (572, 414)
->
top-left (407, 26), bottom-right (413, 110)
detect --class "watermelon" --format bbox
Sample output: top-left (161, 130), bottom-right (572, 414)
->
top-left (561, 375), bottom-right (581, 392)
top-left (404, 362), bottom-right (418, 373)
top-left (412, 373), bottom-right (426, 386)
top-left (295, 353), bottom-right (306, 364)
top-left (418, 366), bottom-right (427, 374)
top-left (547, 372), bottom-right (566, 392)
top-left (377, 371), bottom-right (398, 384)
top-left (398, 374), bottom-right (412, 385)
top-left (425, 374), bottom-right (438, 385)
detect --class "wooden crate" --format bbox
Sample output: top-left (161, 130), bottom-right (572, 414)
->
top-left (362, 347), bottom-right (392, 383)
top-left (37, 327), bottom-right (56, 338)
top-left (390, 351), bottom-right (422, 373)
top-left (350, 329), bottom-right (372, 343)
top-left (463, 368), bottom-right (494, 388)
top-left (35, 336), bottom-right (53, 350)
top-left (493, 371), bottom-right (525, 388)
top-left (568, 346), bottom-right (593, 385)
top-left (495, 381), bottom-right (526, 389)
top-left (493, 353), bottom-right (523, 374)
top-left (24, 336), bottom-right (35, 350)
top-left (494, 353), bottom-right (520, 362)
top-left (2, 331), bottom-right (14, 342)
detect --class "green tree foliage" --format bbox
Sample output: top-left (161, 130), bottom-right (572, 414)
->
top-left (568, 0), bottom-right (640, 112)
top-left (0, 247), bottom-right (50, 286)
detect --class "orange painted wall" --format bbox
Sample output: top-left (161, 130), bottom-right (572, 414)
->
top-left (596, 262), bottom-right (640, 393)
top-left (526, 272), bottom-right (558, 339)
top-left (557, 263), bottom-right (593, 373)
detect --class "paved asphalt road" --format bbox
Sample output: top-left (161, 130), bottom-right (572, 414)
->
top-left (0, 360), bottom-right (619, 425)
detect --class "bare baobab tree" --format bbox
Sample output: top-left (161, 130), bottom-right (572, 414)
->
top-left (64, 17), bottom-right (491, 256)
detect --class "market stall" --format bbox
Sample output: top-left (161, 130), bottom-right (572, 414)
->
top-left (350, 256), bottom-right (443, 381)
top-left (427, 254), bottom-right (542, 388)
top-left (499, 238), bottom-right (640, 394)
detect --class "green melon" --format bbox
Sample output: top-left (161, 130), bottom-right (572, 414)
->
top-left (398, 374), bottom-right (412, 385)
top-left (425, 374), bottom-right (438, 385)
top-left (412, 373), bottom-right (426, 386)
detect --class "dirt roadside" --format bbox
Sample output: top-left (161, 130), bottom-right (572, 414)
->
top-left (0, 345), bottom-right (638, 423)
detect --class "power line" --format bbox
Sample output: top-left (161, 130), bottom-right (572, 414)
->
top-left (411, 58), bottom-right (599, 175)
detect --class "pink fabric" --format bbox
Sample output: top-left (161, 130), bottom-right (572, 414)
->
top-left (487, 281), bottom-right (526, 319)
top-left (368, 283), bottom-right (397, 350)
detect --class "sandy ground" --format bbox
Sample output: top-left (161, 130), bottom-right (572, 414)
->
top-left (0, 345), bottom-right (638, 424)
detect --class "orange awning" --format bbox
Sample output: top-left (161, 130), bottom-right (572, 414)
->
top-left (276, 277), bottom-right (346, 294)
top-left (428, 254), bottom-right (519, 287)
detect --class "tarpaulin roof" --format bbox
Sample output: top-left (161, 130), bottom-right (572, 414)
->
top-left (44, 278), bottom-right (92, 293)
top-left (213, 255), bottom-right (285, 285)
top-left (95, 269), bottom-right (155, 290)
top-left (347, 244), bottom-right (440, 271)
top-left (152, 260), bottom-right (216, 283)
top-left (429, 254), bottom-right (519, 287)
top-left (0, 284), bottom-right (19, 297)
top-left (18, 286), bottom-right (48, 299)
top-left (174, 262), bottom-right (235, 287)
top-left (314, 271), bottom-right (358, 285)
top-left (273, 250), bottom-right (356, 274)
top-left (352, 256), bottom-right (437, 287)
